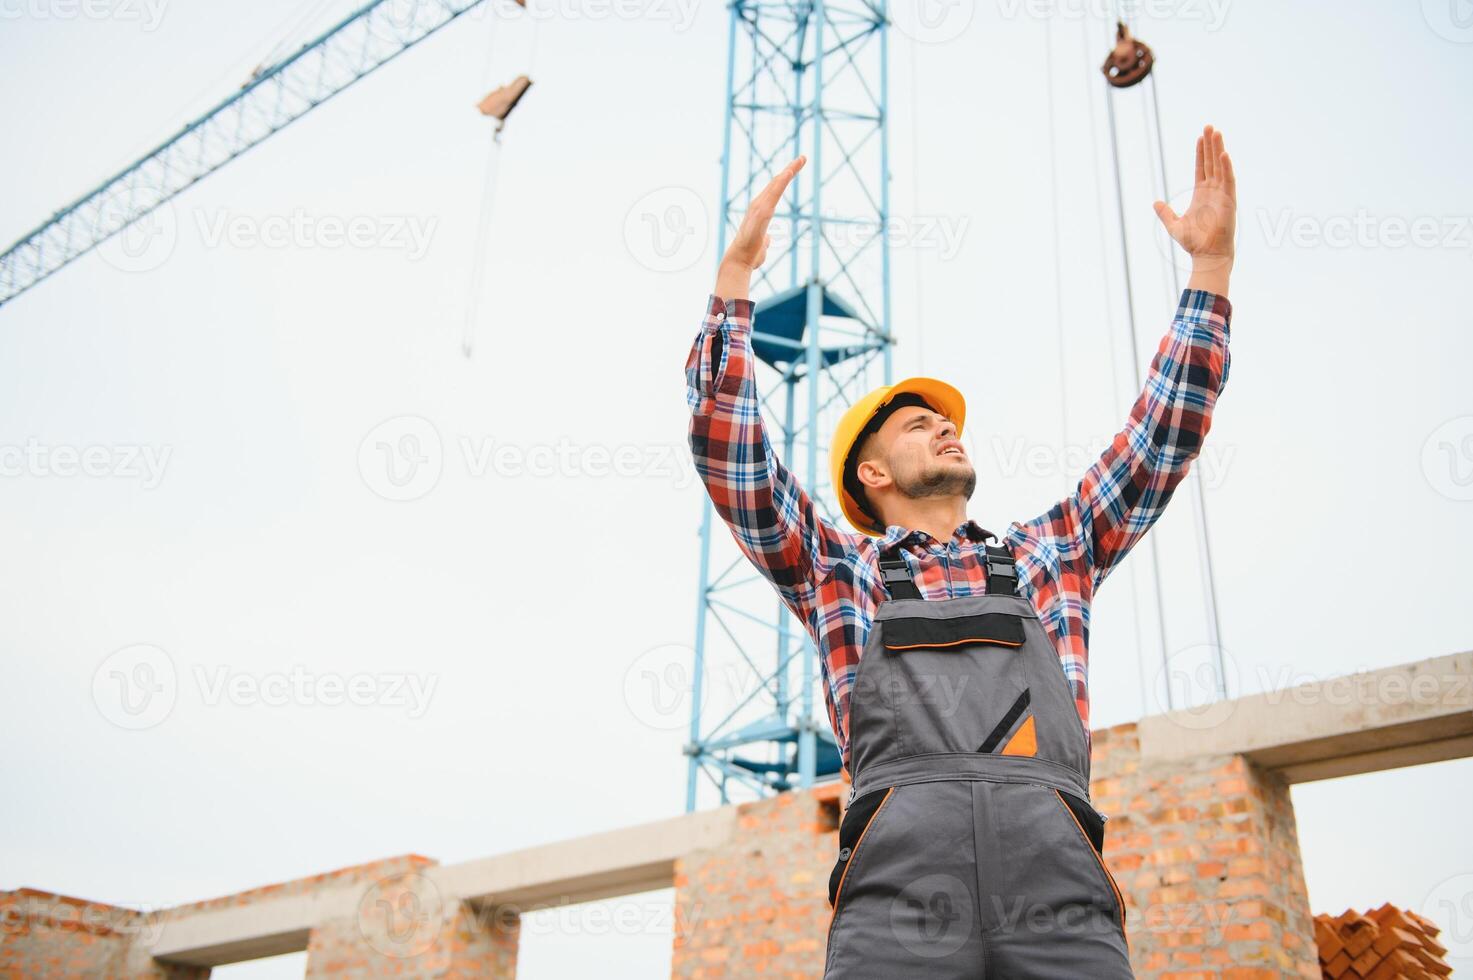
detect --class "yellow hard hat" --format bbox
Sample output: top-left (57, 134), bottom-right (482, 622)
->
top-left (829, 377), bottom-right (967, 536)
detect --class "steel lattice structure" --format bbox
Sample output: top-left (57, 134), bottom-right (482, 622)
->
top-left (686, 0), bottom-right (895, 810)
top-left (0, 0), bottom-right (491, 307)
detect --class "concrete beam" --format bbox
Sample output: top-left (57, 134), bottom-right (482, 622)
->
top-left (151, 805), bottom-right (739, 966)
top-left (150, 886), bottom-right (358, 967)
top-left (1138, 651), bottom-right (1473, 782)
top-left (147, 652), bottom-right (1472, 968)
top-left (429, 806), bottom-right (738, 911)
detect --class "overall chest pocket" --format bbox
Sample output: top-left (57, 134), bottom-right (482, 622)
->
top-left (867, 611), bottom-right (1031, 757)
top-left (881, 612), bottom-right (1025, 650)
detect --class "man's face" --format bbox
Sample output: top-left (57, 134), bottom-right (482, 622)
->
top-left (858, 404), bottom-right (976, 508)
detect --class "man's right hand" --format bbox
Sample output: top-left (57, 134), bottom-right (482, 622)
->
top-left (715, 155), bottom-right (807, 302)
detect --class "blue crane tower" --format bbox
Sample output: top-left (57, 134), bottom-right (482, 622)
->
top-left (686, 0), bottom-right (895, 811)
top-left (0, 0), bottom-right (1229, 813)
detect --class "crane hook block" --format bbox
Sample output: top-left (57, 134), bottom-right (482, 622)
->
top-left (476, 75), bottom-right (534, 133)
top-left (1101, 21), bottom-right (1153, 89)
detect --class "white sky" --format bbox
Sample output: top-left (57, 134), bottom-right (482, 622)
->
top-left (1, 0), bottom-right (1470, 976)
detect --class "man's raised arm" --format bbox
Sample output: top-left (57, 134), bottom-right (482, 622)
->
top-left (1012, 125), bottom-right (1237, 593)
top-left (685, 156), bottom-right (857, 626)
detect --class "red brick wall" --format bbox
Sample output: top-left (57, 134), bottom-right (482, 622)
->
top-left (303, 863), bottom-right (519, 978)
top-left (671, 723), bottom-right (1319, 979)
top-left (671, 781), bottom-right (842, 977)
top-left (1090, 723), bottom-right (1318, 979)
top-left (4, 724), bottom-right (1322, 978)
top-left (0, 888), bottom-right (206, 980)
top-left (1, 855), bottom-right (520, 980)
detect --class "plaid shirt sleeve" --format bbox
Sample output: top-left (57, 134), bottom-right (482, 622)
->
top-left (1012, 288), bottom-right (1232, 595)
top-left (685, 293), bottom-right (860, 627)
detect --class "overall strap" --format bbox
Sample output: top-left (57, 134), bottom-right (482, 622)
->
top-left (984, 543), bottom-right (1018, 597)
top-left (879, 541), bottom-right (1017, 600)
top-left (877, 551), bottom-right (922, 600)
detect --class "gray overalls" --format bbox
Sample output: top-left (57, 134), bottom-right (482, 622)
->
top-left (823, 539), bottom-right (1134, 978)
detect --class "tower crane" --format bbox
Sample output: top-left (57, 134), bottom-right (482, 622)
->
top-left (0, 0), bottom-right (522, 308)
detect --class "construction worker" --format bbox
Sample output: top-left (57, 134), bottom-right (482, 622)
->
top-left (684, 126), bottom-right (1236, 976)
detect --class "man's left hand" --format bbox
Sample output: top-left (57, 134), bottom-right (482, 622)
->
top-left (1155, 124), bottom-right (1236, 295)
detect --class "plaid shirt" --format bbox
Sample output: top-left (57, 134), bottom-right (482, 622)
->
top-left (685, 288), bottom-right (1232, 777)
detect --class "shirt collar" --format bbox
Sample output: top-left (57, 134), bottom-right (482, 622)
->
top-left (876, 518), bottom-right (995, 555)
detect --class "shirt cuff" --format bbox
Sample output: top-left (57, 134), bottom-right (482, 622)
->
top-left (1178, 287), bottom-right (1232, 338)
top-left (705, 292), bottom-right (756, 330)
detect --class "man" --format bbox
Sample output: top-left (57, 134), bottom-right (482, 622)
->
top-left (685, 126), bottom-right (1235, 976)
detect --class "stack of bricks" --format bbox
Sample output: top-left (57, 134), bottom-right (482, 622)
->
top-left (1313, 904), bottom-right (1451, 979)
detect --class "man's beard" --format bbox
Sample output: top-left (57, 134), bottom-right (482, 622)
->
top-left (896, 461), bottom-right (977, 503)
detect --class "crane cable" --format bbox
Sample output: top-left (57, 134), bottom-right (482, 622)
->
top-left (257, 0), bottom-right (343, 75)
top-left (1097, 4), bottom-right (1177, 710)
top-left (909, 30), bottom-right (924, 373)
top-left (1044, 13), bottom-right (1068, 452)
top-left (463, 3), bottom-right (542, 358)
top-left (1098, 4), bottom-right (1227, 706)
top-left (1143, 66), bottom-right (1228, 699)
top-left (1076, 10), bottom-right (1154, 717)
